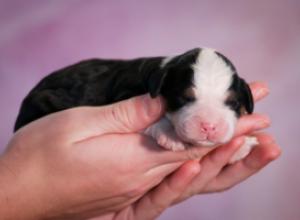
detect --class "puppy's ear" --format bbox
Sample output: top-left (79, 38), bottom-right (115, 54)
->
top-left (147, 69), bottom-right (168, 98)
top-left (171, 48), bottom-right (201, 65)
top-left (146, 48), bottom-right (200, 98)
top-left (239, 77), bottom-right (254, 114)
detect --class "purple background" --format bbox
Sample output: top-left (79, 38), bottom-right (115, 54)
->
top-left (0, 0), bottom-right (299, 219)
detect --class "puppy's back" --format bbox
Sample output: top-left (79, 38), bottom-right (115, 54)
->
top-left (14, 59), bottom-right (119, 131)
top-left (14, 57), bottom-right (163, 131)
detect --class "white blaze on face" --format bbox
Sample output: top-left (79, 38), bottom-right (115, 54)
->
top-left (169, 48), bottom-right (237, 146)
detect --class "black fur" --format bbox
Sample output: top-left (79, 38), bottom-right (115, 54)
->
top-left (14, 48), bottom-right (253, 132)
top-left (14, 49), bottom-right (200, 131)
top-left (215, 51), bottom-right (237, 72)
top-left (159, 48), bottom-right (200, 111)
top-left (14, 58), bottom-right (158, 131)
top-left (216, 51), bottom-right (254, 116)
top-left (226, 74), bottom-right (254, 116)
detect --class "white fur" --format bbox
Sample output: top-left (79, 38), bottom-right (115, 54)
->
top-left (144, 117), bottom-right (187, 151)
top-left (145, 48), bottom-right (243, 153)
top-left (229, 136), bottom-right (258, 163)
top-left (168, 48), bottom-right (236, 146)
top-left (160, 56), bottom-right (174, 67)
top-left (193, 48), bottom-right (233, 97)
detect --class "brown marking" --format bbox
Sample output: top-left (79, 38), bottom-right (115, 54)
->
top-left (184, 87), bottom-right (196, 99)
top-left (226, 91), bottom-right (249, 115)
top-left (240, 106), bottom-right (248, 115)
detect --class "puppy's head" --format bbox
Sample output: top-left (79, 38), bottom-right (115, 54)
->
top-left (147, 48), bottom-right (254, 146)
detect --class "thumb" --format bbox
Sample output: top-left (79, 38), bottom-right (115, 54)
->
top-left (64, 94), bottom-right (165, 141)
top-left (99, 94), bottom-right (164, 133)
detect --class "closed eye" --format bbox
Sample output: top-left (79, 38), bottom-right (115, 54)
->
top-left (226, 99), bottom-right (240, 110)
top-left (179, 94), bottom-right (195, 103)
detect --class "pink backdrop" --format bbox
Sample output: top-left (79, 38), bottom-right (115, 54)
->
top-left (0, 0), bottom-right (299, 219)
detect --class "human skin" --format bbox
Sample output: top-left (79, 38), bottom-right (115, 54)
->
top-left (92, 82), bottom-right (281, 220)
top-left (0, 82), bottom-right (280, 220)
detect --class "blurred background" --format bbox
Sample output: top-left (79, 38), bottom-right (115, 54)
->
top-left (0, 0), bottom-right (299, 219)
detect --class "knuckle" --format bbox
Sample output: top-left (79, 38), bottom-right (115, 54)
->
top-left (124, 182), bottom-right (148, 198)
top-left (206, 150), bottom-right (224, 165)
top-left (148, 195), bottom-right (167, 215)
top-left (110, 105), bottom-right (133, 132)
top-left (217, 185), bottom-right (233, 193)
top-left (261, 147), bottom-right (281, 163)
top-left (154, 203), bottom-right (167, 216)
top-left (186, 147), bottom-right (203, 160)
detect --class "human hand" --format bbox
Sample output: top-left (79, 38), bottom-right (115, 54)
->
top-left (0, 95), bottom-right (206, 220)
top-left (90, 82), bottom-right (281, 220)
top-left (173, 82), bottom-right (281, 197)
top-left (89, 133), bottom-right (280, 220)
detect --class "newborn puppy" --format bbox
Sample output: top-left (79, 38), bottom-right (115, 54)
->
top-left (14, 48), bottom-right (257, 163)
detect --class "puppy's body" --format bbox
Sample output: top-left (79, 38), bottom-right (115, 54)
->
top-left (14, 57), bottom-right (164, 130)
top-left (14, 48), bottom-right (256, 162)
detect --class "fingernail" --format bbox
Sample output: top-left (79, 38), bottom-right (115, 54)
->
top-left (189, 162), bottom-right (201, 176)
top-left (234, 136), bottom-right (245, 146)
top-left (263, 135), bottom-right (276, 144)
top-left (142, 94), bottom-right (163, 117)
top-left (229, 136), bottom-right (245, 150)
top-left (265, 137), bottom-right (275, 144)
top-left (255, 115), bottom-right (271, 129)
top-left (255, 87), bottom-right (269, 98)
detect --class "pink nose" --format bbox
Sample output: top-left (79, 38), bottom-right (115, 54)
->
top-left (200, 122), bottom-right (216, 134)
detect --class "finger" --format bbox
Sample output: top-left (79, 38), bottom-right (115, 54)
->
top-left (63, 94), bottom-right (165, 142)
top-left (234, 113), bottom-right (271, 137)
top-left (150, 144), bottom-right (214, 165)
top-left (191, 136), bottom-right (245, 186)
top-left (173, 136), bottom-right (245, 203)
top-left (204, 133), bottom-right (281, 193)
top-left (133, 160), bottom-right (201, 220)
top-left (149, 112), bottom-right (269, 166)
top-left (249, 81), bottom-right (269, 102)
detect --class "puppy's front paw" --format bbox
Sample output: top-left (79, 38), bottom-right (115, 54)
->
top-left (156, 132), bottom-right (187, 151)
top-left (144, 117), bottom-right (187, 151)
top-left (229, 136), bottom-right (258, 164)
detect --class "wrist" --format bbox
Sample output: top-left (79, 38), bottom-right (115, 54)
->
top-left (0, 151), bottom-right (48, 220)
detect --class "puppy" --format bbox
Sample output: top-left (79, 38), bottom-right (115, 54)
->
top-left (14, 48), bottom-right (258, 163)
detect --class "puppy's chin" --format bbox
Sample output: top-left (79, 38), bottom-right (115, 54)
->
top-left (190, 140), bottom-right (222, 148)
top-left (182, 136), bottom-right (233, 148)
top-left (175, 130), bottom-right (226, 148)
top-left (195, 140), bottom-right (218, 147)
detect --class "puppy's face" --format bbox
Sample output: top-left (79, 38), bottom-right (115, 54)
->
top-left (148, 48), bottom-right (254, 146)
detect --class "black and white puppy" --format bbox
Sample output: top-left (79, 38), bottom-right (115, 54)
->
top-left (14, 48), bottom-right (257, 163)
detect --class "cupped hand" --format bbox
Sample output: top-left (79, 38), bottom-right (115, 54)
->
top-left (91, 82), bottom-right (281, 220)
top-left (0, 95), bottom-right (206, 220)
top-left (180, 82), bottom-right (281, 195)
